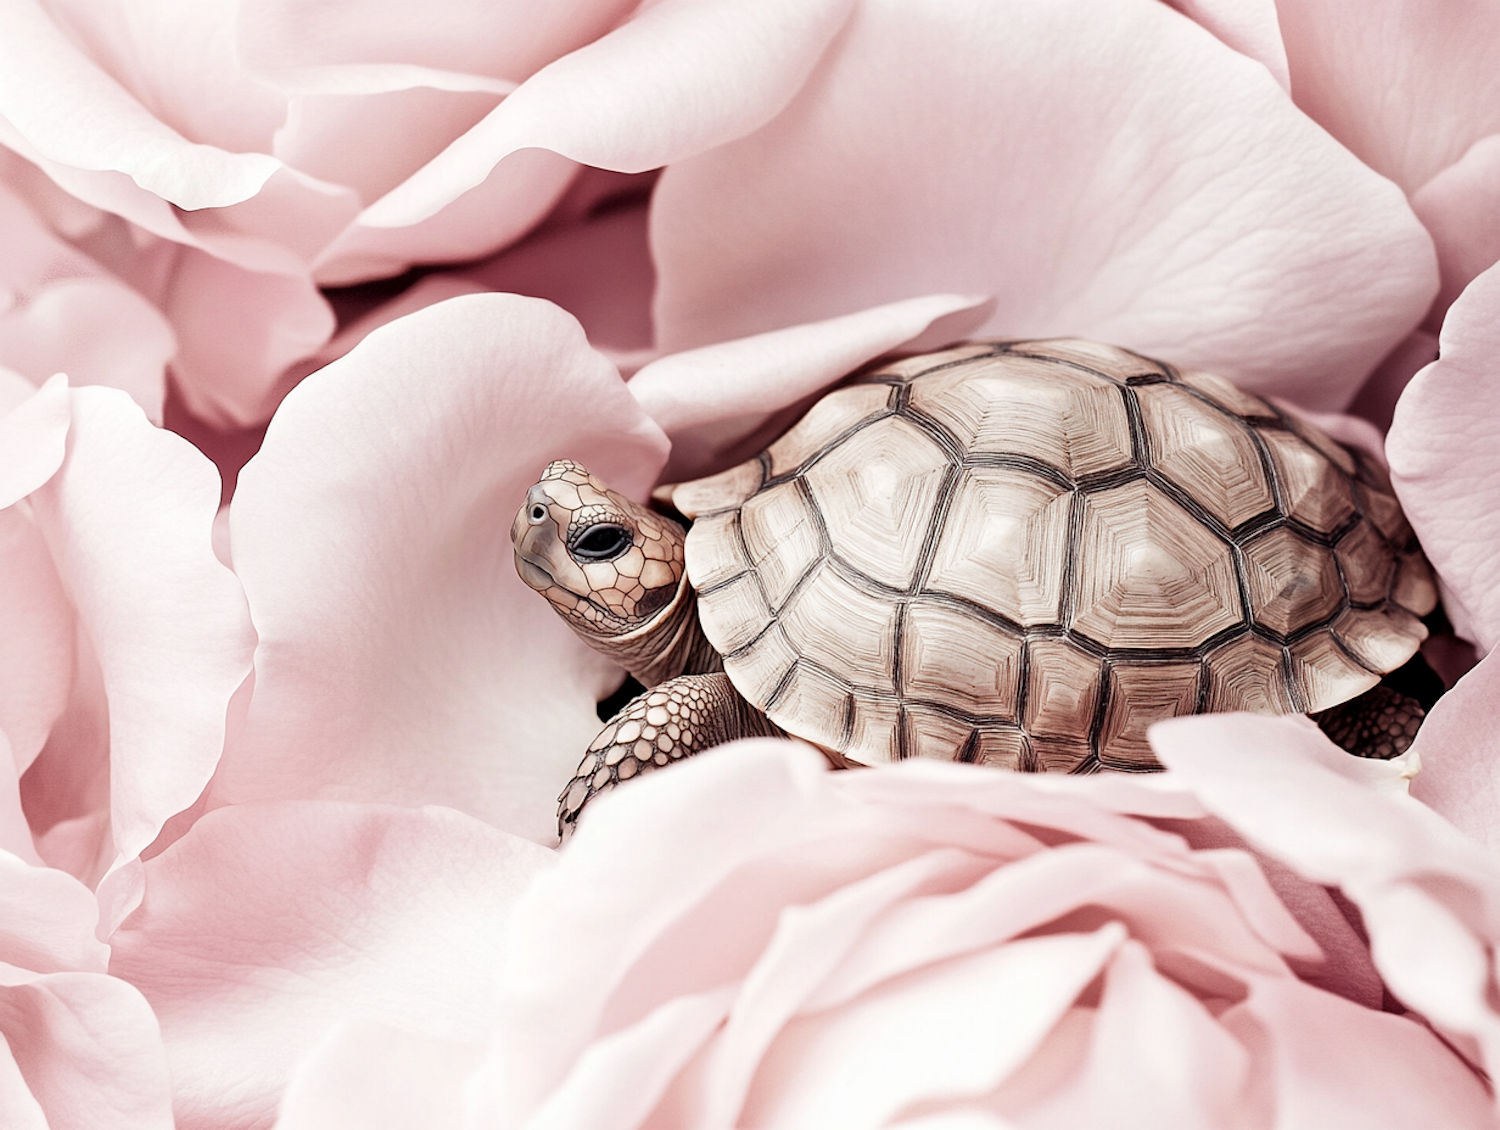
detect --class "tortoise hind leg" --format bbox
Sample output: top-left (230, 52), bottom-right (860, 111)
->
top-left (558, 672), bottom-right (785, 838)
top-left (1311, 654), bottom-right (1443, 760)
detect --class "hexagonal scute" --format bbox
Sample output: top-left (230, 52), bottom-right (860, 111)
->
top-left (907, 354), bottom-right (1133, 477)
top-left (738, 480), bottom-right (823, 609)
top-left (903, 705), bottom-right (975, 763)
top-left (1137, 383), bottom-right (1273, 528)
top-left (722, 621), bottom-right (799, 711)
top-left (1355, 481), bottom-right (1415, 545)
top-left (1259, 429), bottom-right (1356, 536)
top-left (778, 566), bottom-right (900, 694)
top-left (846, 689), bottom-right (902, 765)
top-left (1332, 607), bottom-right (1426, 675)
top-left (1243, 526), bottom-right (1343, 637)
top-left (1070, 481), bottom-right (1243, 649)
top-left (670, 459), bottom-right (763, 519)
top-left (1027, 736), bottom-right (1094, 773)
top-left (1287, 631), bottom-right (1379, 713)
top-left (762, 660), bottom-right (849, 754)
top-left (1098, 661), bottom-right (1202, 769)
top-left (925, 467), bottom-right (1073, 627)
top-left (1023, 637), bottom-right (1103, 740)
top-left (1335, 520), bottom-right (1396, 606)
top-left (804, 415), bottom-right (951, 590)
top-left (1007, 339), bottom-right (1164, 383)
top-left (1204, 635), bottom-right (1295, 715)
top-left (1393, 551), bottom-right (1439, 617)
top-left (685, 511), bottom-right (748, 592)
top-left (765, 383), bottom-right (894, 478)
top-left (900, 599), bottom-right (1023, 719)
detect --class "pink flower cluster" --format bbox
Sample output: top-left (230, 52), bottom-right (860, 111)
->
top-left (3, 0), bottom-right (1500, 1125)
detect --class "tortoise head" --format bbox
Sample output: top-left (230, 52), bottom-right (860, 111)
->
top-left (512, 460), bottom-right (688, 649)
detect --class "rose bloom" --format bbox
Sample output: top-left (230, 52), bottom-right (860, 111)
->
top-left (3, 0), bottom-right (1500, 1125)
top-left (249, 730), bottom-right (1500, 1130)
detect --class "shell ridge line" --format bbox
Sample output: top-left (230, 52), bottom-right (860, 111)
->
top-left (1056, 488), bottom-right (1088, 632)
top-left (1280, 645), bottom-right (1307, 712)
top-left (762, 409), bottom-right (899, 488)
top-left (961, 449), bottom-right (1075, 491)
top-left (907, 459), bottom-right (966, 596)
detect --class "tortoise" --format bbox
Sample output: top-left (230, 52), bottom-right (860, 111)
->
top-left (513, 339), bottom-right (1438, 835)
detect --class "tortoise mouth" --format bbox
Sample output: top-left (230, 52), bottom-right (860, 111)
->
top-left (514, 549), bottom-right (642, 630)
top-left (513, 551), bottom-right (558, 594)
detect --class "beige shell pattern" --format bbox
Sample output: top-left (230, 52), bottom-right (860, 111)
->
top-left (671, 340), bottom-right (1438, 772)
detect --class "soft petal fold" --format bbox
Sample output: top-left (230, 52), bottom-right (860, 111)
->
top-left (650, 0), bottom-right (1437, 409)
top-left (0, 970), bottom-right (174, 1130)
top-left (273, 1021), bottom-right (486, 1130)
top-left (1150, 712), bottom-right (1500, 1078)
top-left (1388, 261), bottom-right (1500, 651)
top-left (1410, 134), bottom-right (1500, 326)
top-left (359, 0), bottom-right (859, 227)
top-left (1274, 0), bottom-right (1500, 195)
top-left (108, 800), bottom-right (553, 1130)
top-left (222, 294), bottom-right (669, 843)
top-left (0, 373), bottom-right (69, 509)
top-left (1166, 0), bottom-right (1289, 89)
top-left (0, 0), bottom-right (281, 209)
top-left (630, 294), bottom-right (993, 478)
top-left (22, 387), bottom-right (255, 878)
top-left (1408, 649), bottom-right (1500, 853)
top-left (0, 184), bottom-right (174, 418)
top-left (162, 250), bottom-right (335, 427)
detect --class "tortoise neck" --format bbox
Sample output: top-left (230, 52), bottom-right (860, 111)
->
top-left (588, 574), bottom-right (721, 688)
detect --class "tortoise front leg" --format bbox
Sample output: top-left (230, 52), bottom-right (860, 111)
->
top-left (558, 672), bottom-right (785, 837)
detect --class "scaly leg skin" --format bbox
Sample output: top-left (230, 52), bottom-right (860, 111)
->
top-left (557, 672), bottom-right (785, 838)
top-left (1312, 683), bottom-right (1425, 761)
top-left (1313, 653), bottom-right (1444, 760)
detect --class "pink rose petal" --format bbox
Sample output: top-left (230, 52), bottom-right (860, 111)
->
top-left (1166, 0), bottom-right (1288, 88)
top-left (0, 372), bottom-right (69, 509)
top-left (1410, 134), bottom-right (1500, 326)
top-left (359, 0), bottom-right (859, 227)
top-left (0, 184), bottom-right (175, 418)
top-left (1150, 711), bottom-right (1500, 1077)
top-left (0, 971), bottom-right (174, 1130)
top-left (650, 0), bottom-right (1437, 409)
top-left (993, 940), bottom-right (1248, 1125)
top-left (237, 0), bottom-right (635, 83)
top-left (313, 145), bottom-right (579, 285)
top-left (21, 387), bottom-right (254, 881)
top-left (221, 294), bottom-right (668, 844)
top-left (162, 249), bottom-right (335, 428)
top-left (630, 294), bottom-right (994, 479)
top-left (108, 800), bottom-right (553, 1129)
top-left (1388, 260), bottom-right (1500, 651)
top-left (0, 731), bottom-right (41, 862)
top-left (1219, 973), bottom-right (1493, 1128)
top-left (0, 0), bottom-right (281, 209)
top-left (0, 508), bottom-right (73, 780)
top-left (1408, 648), bottom-right (1500, 853)
top-left (1275, 0), bottom-right (1500, 195)
top-left (1348, 329), bottom-right (1438, 434)
top-left (273, 1021), bottom-right (486, 1130)
top-left (0, 851), bottom-right (106, 974)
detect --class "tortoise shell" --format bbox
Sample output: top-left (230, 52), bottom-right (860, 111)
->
top-left (669, 339), bottom-right (1437, 771)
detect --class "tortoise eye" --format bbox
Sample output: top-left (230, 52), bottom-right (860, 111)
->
top-left (529, 504), bottom-right (547, 522)
top-left (572, 523), bottom-right (633, 562)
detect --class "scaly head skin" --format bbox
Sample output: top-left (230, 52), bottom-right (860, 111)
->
top-left (512, 461), bottom-right (690, 673)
